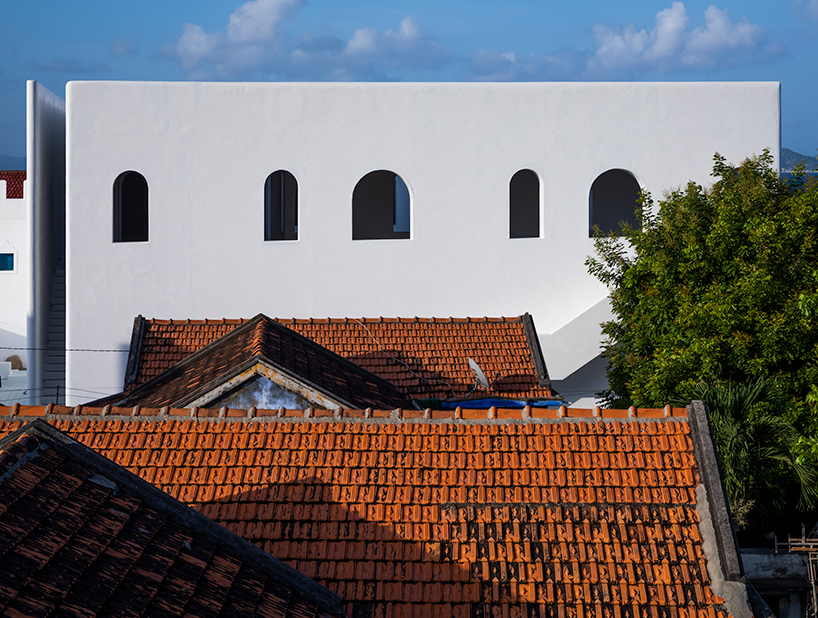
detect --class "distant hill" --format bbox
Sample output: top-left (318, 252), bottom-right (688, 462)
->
top-left (0, 154), bottom-right (25, 170)
top-left (781, 148), bottom-right (818, 173)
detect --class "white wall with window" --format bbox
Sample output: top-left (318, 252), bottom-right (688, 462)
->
top-left (60, 81), bottom-right (780, 404)
top-left (0, 178), bottom-right (29, 370)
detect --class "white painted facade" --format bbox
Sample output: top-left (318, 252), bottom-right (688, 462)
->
top-left (25, 80), bottom-right (779, 405)
top-left (0, 176), bottom-right (28, 369)
top-left (26, 82), bottom-right (66, 404)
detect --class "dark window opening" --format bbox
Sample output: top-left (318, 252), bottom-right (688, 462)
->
top-left (0, 254), bottom-right (13, 271)
top-left (510, 169), bottom-right (540, 238)
top-left (264, 170), bottom-right (298, 241)
top-left (353, 170), bottom-right (410, 240)
top-left (113, 171), bottom-right (148, 242)
top-left (589, 169), bottom-right (641, 236)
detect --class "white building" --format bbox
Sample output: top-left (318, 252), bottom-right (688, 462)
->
top-left (0, 171), bottom-right (28, 370)
top-left (19, 80), bottom-right (780, 405)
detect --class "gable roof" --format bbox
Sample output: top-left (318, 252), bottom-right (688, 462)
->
top-left (0, 170), bottom-right (25, 199)
top-left (0, 418), bottom-right (343, 618)
top-left (125, 314), bottom-right (554, 401)
top-left (111, 314), bottom-right (410, 410)
top-left (0, 403), bottom-right (750, 618)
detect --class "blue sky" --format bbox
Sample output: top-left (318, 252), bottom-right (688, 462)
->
top-left (1, 0), bottom-right (817, 159)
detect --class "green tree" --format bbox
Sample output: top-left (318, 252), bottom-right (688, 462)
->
top-left (587, 150), bottom-right (818, 421)
top-left (681, 380), bottom-right (818, 526)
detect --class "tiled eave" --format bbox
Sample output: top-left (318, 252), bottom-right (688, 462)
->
top-left (1, 404), bottom-right (688, 422)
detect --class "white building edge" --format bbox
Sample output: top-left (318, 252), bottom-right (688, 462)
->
top-left (12, 80), bottom-right (779, 405)
top-left (0, 174), bottom-right (29, 374)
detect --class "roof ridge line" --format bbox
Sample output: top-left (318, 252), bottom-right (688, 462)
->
top-left (146, 317), bottom-right (250, 325)
top-left (222, 316), bottom-right (529, 324)
top-left (0, 404), bottom-right (689, 422)
top-left (97, 315), bottom-right (269, 406)
top-left (252, 317), bottom-right (269, 357)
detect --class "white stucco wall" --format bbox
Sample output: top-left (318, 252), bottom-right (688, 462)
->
top-left (64, 81), bottom-right (780, 404)
top-left (28, 81), bottom-right (66, 404)
top-left (0, 179), bottom-right (28, 369)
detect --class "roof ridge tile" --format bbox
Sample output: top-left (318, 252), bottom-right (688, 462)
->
top-left (0, 405), bottom-right (698, 439)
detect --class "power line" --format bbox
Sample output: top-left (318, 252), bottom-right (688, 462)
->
top-left (351, 318), bottom-right (457, 396)
top-left (0, 346), bottom-right (127, 352)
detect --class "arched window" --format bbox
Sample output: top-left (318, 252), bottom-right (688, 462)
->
top-left (589, 169), bottom-right (641, 236)
top-left (352, 170), bottom-right (410, 240)
top-left (509, 169), bottom-right (540, 238)
top-left (113, 171), bottom-right (148, 242)
top-left (264, 170), bottom-right (298, 241)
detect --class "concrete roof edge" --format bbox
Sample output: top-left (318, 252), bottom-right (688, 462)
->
top-left (688, 400), bottom-right (744, 579)
top-left (688, 400), bottom-right (752, 618)
top-left (123, 315), bottom-right (145, 388)
top-left (522, 312), bottom-right (551, 389)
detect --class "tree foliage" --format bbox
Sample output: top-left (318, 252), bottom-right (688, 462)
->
top-left (682, 380), bottom-right (818, 526)
top-left (587, 151), bottom-right (818, 419)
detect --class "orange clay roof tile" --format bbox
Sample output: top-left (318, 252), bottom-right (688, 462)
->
top-left (116, 315), bottom-right (409, 410)
top-left (0, 170), bottom-right (25, 199)
top-left (0, 405), bottom-right (736, 618)
top-left (0, 419), bottom-right (342, 617)
top-left (126, 314), bottom-right (553, 400)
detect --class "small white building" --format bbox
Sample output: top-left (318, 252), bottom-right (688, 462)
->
top-left (0, 171), bottom-right (28, 371)
top-left (20, 80), bottom-right (780, 405)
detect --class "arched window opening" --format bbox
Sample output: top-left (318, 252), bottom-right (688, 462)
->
top-left (264, 170), bottom-right (298, 241)
top-left (352, 170), bottom-right (410, 240)
top-left (113, 171), bottom-right (148, 243)
top-left (509, 169), bottom-right (540, 238)
top-left (589, 169), bottom-right (641, 236)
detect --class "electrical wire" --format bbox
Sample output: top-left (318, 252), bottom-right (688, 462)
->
top-left (0, 346), bottom-right (127, 352)
top-left (351, 319), bottom-right (457, 397)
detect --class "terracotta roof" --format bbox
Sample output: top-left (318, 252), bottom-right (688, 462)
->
top-left (0, 419), bottom-right (343, 617)
top-left (0, 170), bottom-right (25, 199)
top-left (0, 404), bottom-right (749, 618)
top-left (126, 314), bottom-right (554, 400)
top-left (114, 314), bottom-right (410, 410)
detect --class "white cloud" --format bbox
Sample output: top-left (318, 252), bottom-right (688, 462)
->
top-left (472, 2), bottom-right (783, 80)
top-left (166, 2), bottom-right (449, 79)
top-left (175, 24), bottom-right (221, 70)
top-left (470, 48), bottom-right (589, 81)
top-left (109, 38), bottom-right (139, 57)
top-left (387, 16), bottom-right (421, 43)
top-left (165, 0), bottom-right (300, 77)
top-left (346, 29), bottom-right (378, 55)
top-left (800, 0), bottom-right (818, 20)
top-left (339, 18), bottom-right (447, 70)
top-left (226, 0), bottom-right (301, 44)
top-left (587, 2), bottom-right (688, 73)
top-left (681, 5), bottom-right (774, 68)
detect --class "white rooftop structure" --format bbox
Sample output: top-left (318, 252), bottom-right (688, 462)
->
top-left (17, 80), bottom-right (780, 405)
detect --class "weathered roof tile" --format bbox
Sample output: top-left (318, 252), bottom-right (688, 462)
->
top-left (0, 420), bottom-right (343, 617)
top-left (0, 405), bottom-right (746, 618)
top-left (113, 315), bottom-right (410, 411)
top-left (126, 314), bottom-right (554, 400)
